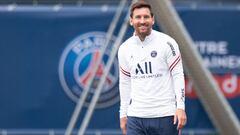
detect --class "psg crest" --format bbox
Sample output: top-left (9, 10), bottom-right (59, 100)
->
top-left (58, 32), bottom-right (119, 108)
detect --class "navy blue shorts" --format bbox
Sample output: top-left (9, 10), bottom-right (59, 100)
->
top-left (126, 116), bottom-right (179, 135)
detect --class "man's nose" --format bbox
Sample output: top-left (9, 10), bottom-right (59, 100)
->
top-left (140, 17), bottom-right (145, 23)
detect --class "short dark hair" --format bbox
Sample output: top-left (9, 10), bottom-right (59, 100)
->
top-left (130, 1), bottom-right (154, 18)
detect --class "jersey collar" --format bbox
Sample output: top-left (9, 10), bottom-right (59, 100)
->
top-left (133, 29), bottom-right (154, 46)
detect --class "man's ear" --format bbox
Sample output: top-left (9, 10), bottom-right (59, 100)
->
top-left (129, 18), bottom-right (133, 26)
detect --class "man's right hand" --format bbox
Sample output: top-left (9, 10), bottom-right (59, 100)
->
top-left (120, 117), bottom-right (127, 135)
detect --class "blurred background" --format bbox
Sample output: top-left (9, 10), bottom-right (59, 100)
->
top-left (0, 0), bottom-right (239, 5)
top-left (0, 0), bottom-right (240, 135)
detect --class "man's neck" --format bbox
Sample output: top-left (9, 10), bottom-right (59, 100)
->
top-left (139, 35), bottom-right (146, 41)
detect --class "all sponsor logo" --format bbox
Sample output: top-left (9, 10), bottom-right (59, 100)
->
top-left (135, 62), bottom-right (152, 75)
top-left (58, 32), bottom-right (119, 108)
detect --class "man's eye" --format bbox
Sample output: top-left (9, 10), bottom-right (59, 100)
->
top-left (135, 16), bottom-right (141, 19)
top-left (144, 16), bottom-right (150, 19)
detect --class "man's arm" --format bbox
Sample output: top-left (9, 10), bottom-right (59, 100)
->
top-left (118, 46), bottom-right (131, 134)
top-left (166, 39), bottom-right (187, 129)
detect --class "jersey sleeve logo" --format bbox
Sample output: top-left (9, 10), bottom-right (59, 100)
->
top-left (167, 41), bottom-right (176, 56)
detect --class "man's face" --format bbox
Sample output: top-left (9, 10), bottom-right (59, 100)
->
top-left (130, 7), bottom-right (154, 37)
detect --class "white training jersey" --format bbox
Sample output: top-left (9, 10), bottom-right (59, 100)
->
top-left (118, 30), bottom-right (185, 118)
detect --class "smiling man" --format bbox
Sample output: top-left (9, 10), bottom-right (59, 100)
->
top-left (118, 1), bottom-right (187, 135)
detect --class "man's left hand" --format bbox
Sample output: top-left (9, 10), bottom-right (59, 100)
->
top-left (174, 109), bottom-right (187, 129)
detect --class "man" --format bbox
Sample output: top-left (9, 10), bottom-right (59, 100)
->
top-left (118, 1), bottom-right (187, 135)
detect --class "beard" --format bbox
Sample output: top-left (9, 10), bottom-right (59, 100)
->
top-left (136, 25), bottom-right (151, 38)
